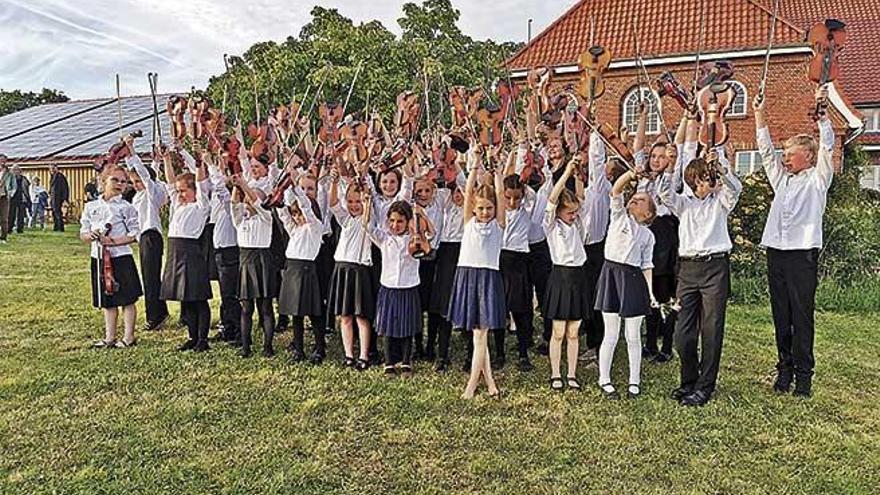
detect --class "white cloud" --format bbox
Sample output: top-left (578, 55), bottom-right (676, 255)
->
top-left (0, 0), bottom-right (576, 99)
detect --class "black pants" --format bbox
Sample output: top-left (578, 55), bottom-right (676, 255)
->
top-left (8, 196), bottom-right (24, 233)
top-left (578, 241), bottom-right (606, 349)
top-left (434, 316), bottom-right (453, 363)
top-left (384, 336), bottom-right (413, 366)
top-left (675, 256), bottom-right (730, 393)
top-left (645, 273), bottom-right (676, 354)
top-left (768, 248), bottom-right (819, 379)
top-left (290, 315), bottom-right (326, 356)
top-left (181, 300), bottom-right (210, 344)
top-left (241, 298), bottom-right (275, 352)
top-left (52, 203), bottom-right (64, 231)
top-left (216, 246), bottom-right (241, 340)
top-left (528, 240), bottom-right (553, 343)
top-left (415, 258), bottom-right (437, 355)
top-left (139, 230), bottom-right (168, 325)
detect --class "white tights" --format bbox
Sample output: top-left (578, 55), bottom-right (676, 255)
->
top-left (598, 313), bottom-right (643, 387)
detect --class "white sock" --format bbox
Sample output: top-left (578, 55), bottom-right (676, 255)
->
top-left (599, 312), bottom-right (621, 385)
top-left (624, 316), bottom-right (644, 386)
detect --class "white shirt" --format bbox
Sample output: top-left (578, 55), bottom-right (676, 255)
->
top-left (420, 172), bottom-right (466, 248)
top-left (585, 131), bottom-right (612, 244)
top-left (127, 155), bottom-right (167, 238)
top-left (79, 195), bottom-right (140, 259)
top-left (759, 118), bottom-right (834, 250)
top-left (371, 175), bottom-right (413, 222)
top-left (527, 165), bottom-right (554, 243)
top-left (604, 195), bottom-right (655, 269)
top-left (207, 165), bottom-right (238, 249)
top-left (502, 201), bottom-right (531, 253)
top-left (166, 178), bottom-right (211, 239)
top-left (458, 218), bottom-right (503, 270)
top-left (237, 145), bottom-right (280, 196)
top-left (331, 201), bottom-right (372, 266)
top-left (543, 198), bottom-right (590, 266)
top-left (659, 156), bottom-right (742, 257)
top-left (231, 202), bottom-right (273, 249)
top-left (369, 225), bottom-right (420, 288)
top-left (440, 198), bottom-right (464, 242)
top-left (634, 149), bottom-right (672, 218)
top-left (278, 187), bottom-right (323, 261)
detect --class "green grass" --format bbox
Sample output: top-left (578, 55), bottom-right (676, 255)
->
top-left (1, 229), bottom-right (879, 494)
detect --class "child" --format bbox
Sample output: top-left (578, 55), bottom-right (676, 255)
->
top-left (542, 156), bottom-right (591, 391)
top-left (277, 168), bottom-right (327, 364)
top-left (231, 174), bottom-right (279, 358)
top-left (367, 199), bottom-right (434, 376)
top-left (79, 164), bottom-right (142, 348)
top-left (754, 88), bottom-right (834, 397)
top-left (327, 169), bottom-right (374, 370)
top-left (206, 154), bottom-right (242, 345)
top-left (447, 146), bottom-right (506, 399)
top-left (160, 149), bottom-right (214, 352)
top-left (28, 176), bottom-right (49, 229)
top-left (595, 169), bottom-right (657, 399)
top-left (658, 118), bottom-right (742, 406)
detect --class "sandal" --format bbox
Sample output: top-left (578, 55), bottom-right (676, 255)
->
top-left (342, 356), bottom-right (357, 368)
top-left (567, 377), bottom-right (582, 391)
top-left (355, 358), bottom-right (370, 371)
top-left (599, 383), bottom-right (619, 400)
top-left (114, 339), bottom-right (137, 348)
top-left (92, 339), bottom-right (116, 349)
top-left (399, 364), bottom-right (413, 378)
top-left (628, 384), bottom-right (641, 398)
top-left (549, 376), bottom-right (565, 391)
top-left (383, 365), bottom-right (397, 377)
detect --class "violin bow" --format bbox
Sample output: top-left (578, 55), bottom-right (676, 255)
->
top-left (757, 0), bottom-right (781, 105)
top-left (423, 61), bottom-right (432, 136)
top-left (342, 61), bottom-right (364, 118)
top-left (631, 15), bottom-right (672, 142)
top-left (692, 0), bottom-right (707, 99)
top-left (565, 93), bottom-right (637, 172)
top-left (116, 74), bottom-right (123, 140)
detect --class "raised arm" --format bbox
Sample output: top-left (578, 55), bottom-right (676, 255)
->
top-left (462, 144), bottom-right (481, 223)
top-left (632, 102), bottom-right (648, 157)
top-left (612, 169), bottom-right (636, 198)
top-left (494, 164), bottom-right (505, 229)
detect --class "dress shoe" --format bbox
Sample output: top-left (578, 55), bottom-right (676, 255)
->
top-left (652, 352), bottom-right (672, 364)
top-left (517, 356), bottom-right (534, 372)
top-left (670, 386), bottom-right (693, 401)
top-left (193, 340), bottom-right (210, 353)
top-left (680, 389), bottom-right (711, 407)
top-left (773, 369), bottom-right (793, 394)
top-left (290, 349), bottom-right (306, 363)
top-left (177, 340), bottom-right (197, 351)
top-left (793, 375), bottom-right (812, 398)
top-left (434, 359), bottom-right (450, 372)
top-left (492, 355), bottom-right (506, 371)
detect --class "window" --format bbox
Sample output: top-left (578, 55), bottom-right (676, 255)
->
top-left (622, 87), bottom-right (661, 135)
top-left (728, 81), bottom-right (747, 117)
top-left (734, 149), bottom-right (783, 176)
top-left (861, 164), bottom-right (880, 190)
top-left (862, 108), bottom-right (880, 133)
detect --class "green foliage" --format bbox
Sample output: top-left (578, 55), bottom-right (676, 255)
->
top-left (206, 0), bottom-right (522, 126)
top-left (0, 88), bottom-right (69, 117)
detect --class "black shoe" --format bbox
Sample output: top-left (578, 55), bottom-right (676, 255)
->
top-left (240, 346), bottom-right (252, 358)
top-left (384, 365), bottom-right (397, 377)
top-left (670, 386), bottom-right (693, 401)
top-left (652, 352), bottom-right (672, 364)
top-left (342, 356), bottom-right (356, 368)
top-left (262, 346), bottom-right (275, 358)
top-left (598, 383), bottom-right (619, 400)
top-left (642, 346), bottom-right (658, 360)
top-left (177, 340), bottom-right (197, 352)
top-left (193, 340), bottom-right (210, 353)
top-left (492, 355), bottom-right (506, 371)
top-left (355, 358), bottom-right (370, 371)
top-left (368, 352), bottom-right (382, 366)
top-left (680, 389), bottom-right (711, 407)
top-left (434, 360), bottom-right (449, 372)
top-left (143, 313), bottom-right (169, 331)
top-left (773, 369), bottom-right (793, 394)
top-left (413, 347), bottom-right (426, 362)
top-left (309, 351), bottom-right (325, 366)
top-left (536, 342), bottom-right (549, 356)
top-left (793, 375), bottom-right (812, 398)
top-left (290, 349), bottom-right (306, 363)
top-left (275, 316), bottom-right (289, 334)
top-left (517, 357), bottom-right (534, 372)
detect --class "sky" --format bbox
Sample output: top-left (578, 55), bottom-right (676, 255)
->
top-left (0, 0), bottom-right (578, 99)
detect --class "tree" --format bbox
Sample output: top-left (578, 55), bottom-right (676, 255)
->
top-left (0, 88), bottom-right (69, 117)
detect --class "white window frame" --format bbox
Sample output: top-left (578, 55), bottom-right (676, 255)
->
top-left (734, 149), bottom-right (782, 176)
top-left (728, 81), bottom-right (748, 117)
top-left (622, 87), bottom-right (661, 136)
top-left (861, 164), bottom-right (880, 190)
top-left (861, 108), bottom-right (880, 133)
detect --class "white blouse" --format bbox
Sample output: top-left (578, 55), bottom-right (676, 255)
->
top-left (458, 218), bottom-right (503, 270)
top-left (604, 195), bottom-right (655, 269)
top-left (278, 187), bottom-right (323, 261)
top-left (207, 165), bottom-right (238, 249)
top-left (543, 198), bottom-right (590, 266)
top-left (166, 179), bottom-right (211, 239)
top-left (231, 202), bottom-right (274, 249)
top-left (331, 201), bottom-right (372, 266)
top-left (369, 225), bottom-right (420, 289)
top-left (126, 155), bottom-right (167, 238)
top-left (79, 195), bottom-right (140, 259)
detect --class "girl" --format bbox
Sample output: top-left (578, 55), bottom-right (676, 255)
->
top-left (277, 168), bottom-right (326, 364)
top-left (79, 163), bottom-right (142, 348)
top-left (231, 174), bottom-right (278, 358)
top-left (28, 176), bottom-right (48, 229)
top-left (447, 146), bottom-right (506, 399)
top-left (595, 169), bottom-right (657, 399)
top-left (542, 157), bottom-right (590, 391)
top-left (160, 149), bottom-right (213, 352)
top-left (367, 199), bottom-right (434, 376)
top-left (327, 168), bottom-right (374, 371)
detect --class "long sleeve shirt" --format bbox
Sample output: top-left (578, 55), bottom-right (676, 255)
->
top-left (127, 155), bottom-right (168, 238)
top-left (79, 195), bottom-right (140, 258)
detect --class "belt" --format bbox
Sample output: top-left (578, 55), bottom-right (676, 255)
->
top-left (680, 252), bottom-right (729, 262)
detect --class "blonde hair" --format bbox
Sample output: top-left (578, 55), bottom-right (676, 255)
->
top-left (784, 134), bottom-right (818, 165)
top-left (556, 188), bottom-right (580, 214)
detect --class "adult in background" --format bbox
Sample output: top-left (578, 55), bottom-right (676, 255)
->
top-left (49, 164), bottom-right (70, 231)
top-left (8, 165), bottom-right (30, 234)
top-left (84, 174), bottom-right (99, 203)
top-left (0, 154), bottom-right (12, 243)
top-left (29, 176), bottom-right (49, 229)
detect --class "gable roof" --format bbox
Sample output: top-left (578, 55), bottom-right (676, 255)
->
top-left (506, 0), bottom-right (805, 70)
top-left (0, 95), bottom-right (173, 163)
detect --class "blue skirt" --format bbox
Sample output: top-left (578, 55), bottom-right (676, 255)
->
top-left (594, 261), bottom-right (651, 317)
top-left (446, 266), bottom-right (507, 331)
top-left (375, 285), bottom-right (421, 338)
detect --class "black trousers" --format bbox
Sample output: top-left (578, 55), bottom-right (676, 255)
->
top-left (579, 241), bottom-right (606, 349)
top-left (52, 203), bottom-right (64, 231)
top-left (139, 230), bottom-right (168, 325)
top-left (527, 240), bottom-right (552, 342)
top-left (384, 336), bottom-right (413, 366)
top-left (290, 315), bottom-right (326, 356)
top-left (415, 258), bottom-right (436, 354)
top-left (181, 300), bottom-right (210, 343)
top-left (675, 256), bottom-right (730, 393)
top-left (8, 196), bottom-right (24, 233)
top-left (768, 248), bottom-right (819, 379)
top-left (216, 246), bottom-right (241, 341)
top-left (433, 315), bottom-right (453, 362)
top-left (242, 298), bottom-right (275, 351)
top-left (645, 273), bottom-right (676, 354)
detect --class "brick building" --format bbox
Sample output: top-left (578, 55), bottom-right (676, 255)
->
top-left (505, 0), bottom-right (879, 187)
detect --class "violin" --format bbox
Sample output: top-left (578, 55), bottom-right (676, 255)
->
top-left (697, 82), bottom-right (735, 150)
top-left (395, 91), bottom-right (422, 141)
top-left (189, 93), bottom-right (211, 141)
top-left (697, 60), bottom-right (734, 90)
top-left (526, 67), bottom-right (553, 121)
top-left (339, 118), bottom-right (369, 163)
top-left (430, 135), bottom-right (459, 186)
top-left (476, 107), bottom-right (504, 148)
top-left (496, 79), bottom-right (519, 122)
top-left (222, 135), bottom-right (243, 176)
top-left (101, 223), bottom-right (119, 296)
top-left (247, 120), bottom-right (277, 163)
top-left (448, 86), bottom-right (482, 133)
top-left (520, 143), bottom-right (545, 188)
top-left (317, 102), bottom-right (344, 143)
top-left (203, 108), bottom-right (226, 151)
top-left (577, 45), bottom-right (612, 110)
top-left (408, 207), bottom-right (431, 259)
top-left (654, 72), bottom-right (693, 111)
top-left (807, 19), bottom-right (847, 120)
top-left (94, 130), bottom-right (144, 172)
top-left (167, 96), bottom-right (188, 142)
top-left (597, 122), bottom-right (634, 166)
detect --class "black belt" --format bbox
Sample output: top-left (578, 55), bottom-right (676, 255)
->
top-left (680, 252), bottom-right (729, 262)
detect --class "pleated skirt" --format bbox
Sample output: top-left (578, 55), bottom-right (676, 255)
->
top-left (500, 249), bottom-right (532, 312)
top-left (90, 255), bottom-right (143, 308)
top-left (160, 237), bottom-right (212, 302)
top-left (543, 264), bottom-right (590, 321)
top-left (428, 242), bottom-right (460, 315)
top-left (279, 259), bottom-right (323, 317)
top-left (375, 285), bottom-right (421, 338)
top-left (238, 247), bottom-right (279, 300)
top-left (328, 261), bottom-right (375, 318)
top-left (446, 266), bottom-right (506, 331)
top-left (594, 261), bottom-right (651, 317)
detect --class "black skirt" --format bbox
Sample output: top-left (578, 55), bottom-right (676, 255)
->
top-left (328, 261), bottom-right (375, 318)
top-left (594, 261), bottom-right (651, 317)
top-left (543, 264), bottom-right (589, 321)
top-left (279, 259), bottom-right (323, 317)
top-left (500, 250), bottom-right (532, 313)
top-left (375, 285), bottom-right (421, 338)
top-left (161, 237), bottom-right (212, 302)
top-left (90, 255), bottom-right (143, 308)
top-left (428, 242), bottom-right (460, 315)
top-left (239, 247), bottom-right (279, 300)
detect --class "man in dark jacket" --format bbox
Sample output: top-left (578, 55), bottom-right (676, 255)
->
top-left (8, 165), bottom-right (29, 234)
top-left (49, 164), bottom-right (70, 231)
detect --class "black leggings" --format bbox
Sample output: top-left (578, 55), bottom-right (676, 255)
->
top-left (384, 336), bottom-right (413, 366)
top-left (241, 298), bottom-right (275, 351)
top-left (181, 300), bottom-right (210, 344)
top-left (290, 315), bottom-right (326, 356)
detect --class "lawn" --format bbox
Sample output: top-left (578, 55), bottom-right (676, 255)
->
top-left (1, 229), bottom-right (878, 494)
